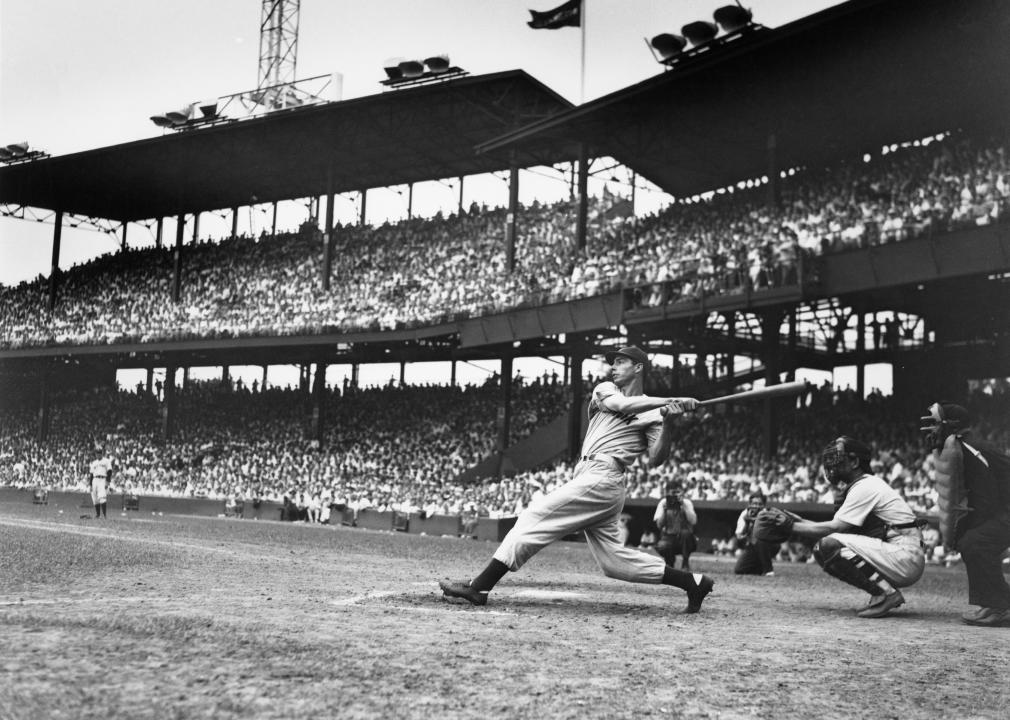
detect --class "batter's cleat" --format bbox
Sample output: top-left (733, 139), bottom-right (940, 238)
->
top-left (439, 579), bottom-right (488, 606)
top-left (684, 574), bottom-right (714, 614)
top-left (857, 590), bottom-right (905, 618)
top-left (961, 606), bottom-right (1010, 627)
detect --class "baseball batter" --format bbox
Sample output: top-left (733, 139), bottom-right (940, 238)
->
top-left (89, 448), bottom-right (112, 519)
top-left (439, 346), bottom-right (715, 613)
top-left (788, 436), bottom-right (925, 618)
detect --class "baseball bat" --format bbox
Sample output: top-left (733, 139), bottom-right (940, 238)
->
top-left (697, 380), bottom-right (810, 408)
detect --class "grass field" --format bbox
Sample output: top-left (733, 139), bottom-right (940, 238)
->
top-left (1, 500), bottom-right (1007, 720)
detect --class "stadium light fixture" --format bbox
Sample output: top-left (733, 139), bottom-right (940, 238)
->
top-left (650, 33), bottom-right (687, 62)
top-left (714, 5), bottom-right (753, 33)
top-left (682, 20), bottom-right (718, 46)
top-left (198, 99), bottom-right (219, 119)
top-left (398, 60), bottom-right (425, 79)
top-left (648, 5), bottom-right (758, 68)
top-left (383, 57), bottom-right (405, 80)
top-left (381, 55), bottom-right (467, 88)
top-left (0, 141), bottom-right (48, 164)
top-left (425, 55), bottom-right (450, 74)
top-left (165, 103), bottom-right (198, 126)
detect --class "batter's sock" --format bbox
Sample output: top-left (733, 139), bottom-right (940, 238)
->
top-left (95, 508), bottom-right (101, 518)
top-left (661, 566), bottom-right (702, 591)
top-left (471, 559), bottom-right (509, 592)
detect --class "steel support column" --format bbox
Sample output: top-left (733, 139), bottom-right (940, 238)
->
top-left (323, 178), bottom-right (335, 291)
top-left (162, 366), bottom-right (177, 439)
top-left (760, 310), bottom-right (784, 457)
top-left (576, 144), bottom-right (589, 250)
top-left (568, 342), bottom-right (585, 462)
top-left (311, 360), bottom-right (326, 444)
top-left (505, 157), bottom-right (519, 274)
top-left (172, 215), bottom-right (185, 302)
top-left (47, 210), bottom-right (63, 312)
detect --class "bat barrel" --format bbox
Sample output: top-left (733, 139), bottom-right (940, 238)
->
top-left (697, 380), bottom-right (809, 407)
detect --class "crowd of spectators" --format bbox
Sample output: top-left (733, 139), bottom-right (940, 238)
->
top-left (4, 375), bottom-right (1009, 530)
top-left (0, 376), bottom-right (571, 520)
top-left (1, 130), bottom-right (1007, 349)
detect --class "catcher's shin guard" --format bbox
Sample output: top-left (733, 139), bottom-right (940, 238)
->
top-left (813, 537), bottom-right (892, 596)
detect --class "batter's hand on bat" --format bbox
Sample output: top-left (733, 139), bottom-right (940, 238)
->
top-left (660, 398), bottom-right (698, 418)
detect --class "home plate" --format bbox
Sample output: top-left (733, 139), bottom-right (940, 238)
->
top-left (512, 589), bottom-right (586, 600)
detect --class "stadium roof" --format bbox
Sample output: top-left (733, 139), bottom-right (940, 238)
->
top-left (0, 70), bottom-right (574, 223)
top-left (477, 0), bottom-right (1010, 198)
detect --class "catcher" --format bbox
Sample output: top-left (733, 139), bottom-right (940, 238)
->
top-left (922, 402), bottom-right (1010, 626)
top-left (754, 436), bottom-right (925, 618)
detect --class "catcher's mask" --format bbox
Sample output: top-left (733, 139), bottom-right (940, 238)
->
top-left (820, 436), bottom-right (871, 488)
top-left (919, 402), bottom-right (970, 450)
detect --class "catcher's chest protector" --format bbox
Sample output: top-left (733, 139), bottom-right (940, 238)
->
top-left (933, 434), bottom-right (968, 549)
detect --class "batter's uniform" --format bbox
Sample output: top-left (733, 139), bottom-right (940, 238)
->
top-left (90, 456), bottom-right (111, 508)
top-left (493, 381), bottom-right (669, 583)
top-left (823, 473), bottom-right (925, 588)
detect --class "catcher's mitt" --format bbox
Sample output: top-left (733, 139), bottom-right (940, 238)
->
top-left (752, 507), bottom-right (802, 543)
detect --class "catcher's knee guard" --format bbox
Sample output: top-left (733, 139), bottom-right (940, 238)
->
top-left (813, 536), bottom-right (887, 596)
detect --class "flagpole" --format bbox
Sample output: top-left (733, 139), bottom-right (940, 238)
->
top-left (579, 0), bottom-right (586, 103)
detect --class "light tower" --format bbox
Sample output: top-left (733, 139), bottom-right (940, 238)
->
top-left (257, 0), bottom-right (301, 109)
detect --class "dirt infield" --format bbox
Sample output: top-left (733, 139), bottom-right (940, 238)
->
top-left (1, 501), bottom-right (1007, 720)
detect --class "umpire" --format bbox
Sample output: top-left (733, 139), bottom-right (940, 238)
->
top-left (922, 402), bottom-right (1010, 627)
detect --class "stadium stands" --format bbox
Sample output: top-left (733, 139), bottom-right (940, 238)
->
top-left (1, 130), bottom-right (1006, 349)
top-left (3, 376), bottom-right (1008, 523)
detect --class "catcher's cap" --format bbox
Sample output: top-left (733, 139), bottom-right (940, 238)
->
top-left (604, 345), bottom-right (649, 367)
top-left (921, 402), bottom-right (970, 428)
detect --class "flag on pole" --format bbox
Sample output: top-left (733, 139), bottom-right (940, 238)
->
top-left (528, 0), bottom-right (581, 29)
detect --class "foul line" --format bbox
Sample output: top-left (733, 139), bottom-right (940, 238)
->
top-left (0, 516), bottom-right (271, 561)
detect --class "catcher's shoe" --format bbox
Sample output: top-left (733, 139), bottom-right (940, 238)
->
top-left (439, 579), bottom-right (488, 606)
top-left (961, 606), bottom-right (1010, 627)
top-left (684, 574), bottom-right (714, 614)
top-left (856, 590), bottom-right (905, 618)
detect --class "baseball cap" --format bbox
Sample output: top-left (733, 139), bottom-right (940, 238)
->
top-left (604, 345), bottom-right (649, 367)
top-left (921, 402), bottom-right (970, 429)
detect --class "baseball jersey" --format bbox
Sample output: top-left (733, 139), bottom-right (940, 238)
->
top-left (834, 474), bottom-right (916, 529)
top-left (90, 457), bottom-right (112, 478)
top-left (582, 382), bottom-right (663, 469)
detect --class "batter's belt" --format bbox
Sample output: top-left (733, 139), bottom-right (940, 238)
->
top-left (579, 453), bottom-right (626, 473)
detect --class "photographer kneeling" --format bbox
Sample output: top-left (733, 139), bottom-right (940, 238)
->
top-left (734, 492), bottom-right (779, 576)
top-left (654, 480), bottom-right (698, 571)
